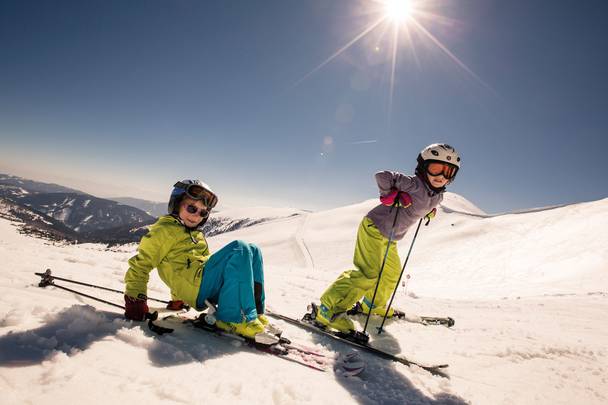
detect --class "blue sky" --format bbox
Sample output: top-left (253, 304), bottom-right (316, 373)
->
top-left (1, 0), bottom-right (607, 213)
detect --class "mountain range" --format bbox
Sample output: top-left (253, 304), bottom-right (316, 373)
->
top-left (0, 174), bottom-right (301, 244)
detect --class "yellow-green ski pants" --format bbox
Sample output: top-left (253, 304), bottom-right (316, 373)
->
top-left (320, 217), bottom-right (402, 314)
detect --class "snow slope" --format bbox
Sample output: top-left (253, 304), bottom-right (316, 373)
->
top-left (0, 193), bottom-right (606, 405)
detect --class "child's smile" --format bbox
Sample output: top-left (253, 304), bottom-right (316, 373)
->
top-left (427, 173), bottom-right (449, 188)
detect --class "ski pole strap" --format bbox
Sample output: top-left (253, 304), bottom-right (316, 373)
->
top-left (424, 208), bottom-right (437, 226)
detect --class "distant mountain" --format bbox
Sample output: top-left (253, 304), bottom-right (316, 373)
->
top-left (110, 197), bottom-right (167, 218)
top-left (0, 199), bottom-right (80, 242)
top-left (0, 173), bottom-right (305, 245)
top-left (0, 174), bottom-right (156, 244)
top-left (81, 222), bottom-right (154, 245)
top-left (17, 193), bottom-right (156, 233)
top-left (0, 173), bottom-right (84, 196)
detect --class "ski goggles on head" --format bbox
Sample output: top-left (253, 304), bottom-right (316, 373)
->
top-left (185, 204), bottom-right (209, 218)
top-left (426, 162), bottom-right (458, 180)
top-left (174, 181), bottom-right (218, 208)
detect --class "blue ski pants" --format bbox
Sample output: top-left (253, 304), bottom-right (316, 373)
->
top-left (196, 240), bottom-right (265, 323)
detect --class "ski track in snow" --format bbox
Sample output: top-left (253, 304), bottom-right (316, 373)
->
top-left (0, 195), bottom-right (607, 404)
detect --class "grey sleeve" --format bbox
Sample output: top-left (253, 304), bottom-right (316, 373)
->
top-left (374, 171), bottom-right (416, 195)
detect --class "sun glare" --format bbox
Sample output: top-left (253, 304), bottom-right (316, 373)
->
top-left (294, 0), bottom-right (488, 123)
top-left (384, 0), bottom-right (413, 24)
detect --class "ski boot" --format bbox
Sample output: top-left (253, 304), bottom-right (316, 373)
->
top-left (312, 303), bottom-right (355, 333)
top-left (358, 298), bottom-right (395, 318)
top-left (258, 314), bottom-right (283, 337)
top-left (215, 318), bottom-right (265, 339)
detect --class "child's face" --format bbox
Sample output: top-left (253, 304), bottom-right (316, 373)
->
top-left (178, 197), bottom-right (209, 228)
top-left (427, 172), bottom-right (450, 189)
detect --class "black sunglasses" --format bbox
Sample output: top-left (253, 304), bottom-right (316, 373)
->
top-left (185, 204), bottom-right (209, 218)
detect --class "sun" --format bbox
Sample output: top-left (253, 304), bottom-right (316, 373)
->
top-left (294, 0), bottom-right (487, 118)
top-left (384, 0), bottom-right (414, 24)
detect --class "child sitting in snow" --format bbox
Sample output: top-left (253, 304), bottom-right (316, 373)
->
top-left (314, 143), bottom-right (461, 333)
top-left (123, 180), bottom-right (270, 338)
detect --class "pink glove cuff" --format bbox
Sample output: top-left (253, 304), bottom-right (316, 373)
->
top-left (399, 193), bottom-right (412, 208)
top-left (380, 189), bottom-right (399, 206)
top-left (380, 190), bottom-right (413, 207)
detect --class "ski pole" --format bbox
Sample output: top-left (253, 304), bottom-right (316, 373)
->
top-left (362, 199), bottom-right (401, 336)
top-left (377, 217), bottom-right (423, 334)
top-left (35, 269), bottom-right (175, 306)
top-left (35, 271), bottom-right (174, 335)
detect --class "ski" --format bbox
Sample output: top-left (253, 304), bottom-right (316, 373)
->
top-left (265, 306), bottom-right (449, 378)
top-left (347, 302), bottom-right (455, 328)
top-left (419, 316), bottom-right (455, 327)
top-left (163, 313), bottom-right (365, 375)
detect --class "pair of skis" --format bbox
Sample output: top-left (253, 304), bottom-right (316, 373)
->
top-left (265, 304), bottom-right (450, 378)
top-left (165, 305), bottom-right (450, 378)
top-left (34, 270), bottom-right (365, 375)
top-left (166, 313), bottom-right (365, 376)
top-left (34, 270), bottom-right (450, 378)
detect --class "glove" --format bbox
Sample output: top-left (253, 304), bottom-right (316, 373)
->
top-left (124, 294), bottom-right (149, 321)
top-left (166, 300), bottom-right (187, 311)
top-left (399, 192), bottom-right (412, 208)
top-left (380, 189), bottom-right (399, 206)
top-left (380, 189), bottom-right (412, 208)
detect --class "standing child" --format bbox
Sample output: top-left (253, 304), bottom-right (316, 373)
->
top-left (124, 180), bottom-right (271, 338)
top-left (314, 143), bottom-right (461, 332)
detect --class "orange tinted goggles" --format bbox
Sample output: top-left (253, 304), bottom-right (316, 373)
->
top-left (426, 162), bottom-right (458, 179)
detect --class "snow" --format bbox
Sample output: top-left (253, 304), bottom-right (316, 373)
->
top-left (53, 207), bottom-right (72, 222)
top-left (214, 206), bottom-right (306, 221)
top-left (0, 194), bottom-right (607, 404)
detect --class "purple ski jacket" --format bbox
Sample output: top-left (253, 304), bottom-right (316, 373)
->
top-left (366, 171), bottom-right (443, 240)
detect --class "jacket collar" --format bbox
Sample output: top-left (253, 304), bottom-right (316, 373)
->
top-left (167, 214), bottom-right (204, 232)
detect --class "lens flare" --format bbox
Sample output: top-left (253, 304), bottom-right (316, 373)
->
top-left (294, 0), bottom-right (491, 128)
top-left (385, 0), bottom-right (413, 23)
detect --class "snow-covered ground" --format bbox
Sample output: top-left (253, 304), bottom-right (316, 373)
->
top-left (1, 193), bottom-right (607, 404)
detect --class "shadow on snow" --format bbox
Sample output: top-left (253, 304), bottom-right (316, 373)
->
top-left (303, 315), bottom-right (468, 405)
top-left (0, 305), bottom-right (468, 404)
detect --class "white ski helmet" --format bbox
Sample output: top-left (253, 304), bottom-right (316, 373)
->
top-left (415, 143), bottom-right (461, 187)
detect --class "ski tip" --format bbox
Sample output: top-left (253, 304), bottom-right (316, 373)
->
top-left (254, 331), bottom-right (281, 346)
top-left (337, 351), bottom-right (366, 377)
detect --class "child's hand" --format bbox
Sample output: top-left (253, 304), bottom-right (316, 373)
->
top-left (124, 294), bottom-right (149, 321)
top-left (399, 192), bottom-right (412, 208)
top-left (380, 189), bottom-right (412, 208)
top-left (380, 189), bottom-right (399, 206)
top-left (166, 300), bottom-right (188, 311)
